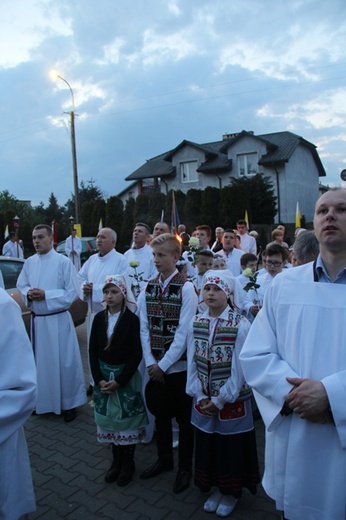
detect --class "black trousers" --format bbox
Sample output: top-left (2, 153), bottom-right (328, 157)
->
top-left (145, 371), bottom-right (194, 471)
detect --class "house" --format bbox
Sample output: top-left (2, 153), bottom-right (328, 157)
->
top-left (121, 130), bottom-right (326, 224)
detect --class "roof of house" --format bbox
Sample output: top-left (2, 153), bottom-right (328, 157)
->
top-left (125, 130), bottom-right (326, 181)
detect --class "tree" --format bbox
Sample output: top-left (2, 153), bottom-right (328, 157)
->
top-left (120, 197), bottom-right (136, 251)
top-left (106, 196), bottom-right (124, 236)
top-left (65, 179), bottom-right (104, 220)
top-left (201, 187), bottom-right (221, 232)
top-left (133, 195), bottom-right (150, 225)
top-left (183, 189), bottom-right (203, 230)
top-left (148, 192), bottom-right (166, 229)
top-left (230, 174), bottom-right (277, 225)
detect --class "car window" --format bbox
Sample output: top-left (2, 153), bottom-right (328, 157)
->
top-left (0, 260), bottom-right (24, 290)
top-left (57, 241), bottom-right (66, 253)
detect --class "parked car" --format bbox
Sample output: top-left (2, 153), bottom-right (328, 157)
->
top-left (56, 237), bottom-right (97, 265)
top-left (0, 256), bottom-right (88, 334)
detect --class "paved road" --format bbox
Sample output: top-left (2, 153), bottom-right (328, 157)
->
top-left (25, 323), bottom-right (280, 519)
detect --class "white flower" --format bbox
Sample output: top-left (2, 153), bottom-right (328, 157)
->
top-left (129, 260), bottom-right (140, 268)
top-left (188, 236), bottom-right (200, 248)
top-left (242, 268), bottom-right (253, 278)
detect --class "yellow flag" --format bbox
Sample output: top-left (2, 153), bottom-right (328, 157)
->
top-left (295, 202), bottom-right (302, 228)
top-left (98, 218), bottom-right (103, 232)
top-left (244, 210), bottom-right (249, 227)
top-left (4, 225), bottom-right (9, 240)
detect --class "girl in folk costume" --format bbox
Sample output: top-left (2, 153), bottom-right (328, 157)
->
top-left (187, 270), bottom-right (260, 517)
top-left (89, 274), bottom-right (148, 486)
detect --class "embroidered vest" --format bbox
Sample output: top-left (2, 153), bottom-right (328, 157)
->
top-left (193, 310), bottom-right (251, 400)
top-left (146, 273), bottom-right (186, 361)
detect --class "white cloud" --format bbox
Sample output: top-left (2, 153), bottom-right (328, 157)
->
top-left (0, 0), bottom-right (72, 68)
top-left (257, 88), bottom-right (346, 130)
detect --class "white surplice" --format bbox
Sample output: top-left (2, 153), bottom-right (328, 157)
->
top-left (17, 248), bottom-right (87, 415)
top-left (65, 234), bottom-right (82, 270)
top-left (77, 248), bottom-right (129, 337)
top-left (0, 288), bottom-right (37, 520)
top-left (124, 244), bottom-right (157, 298)
top-left (2, 239), bottom-right (24, 258)
top-left (240, 262), bottom-right (346, 520)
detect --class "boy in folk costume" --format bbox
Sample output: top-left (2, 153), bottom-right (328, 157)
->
top-left (138, 233), bottom-right (198, 494)
top-left (187, 270), bottom-right (260, 517)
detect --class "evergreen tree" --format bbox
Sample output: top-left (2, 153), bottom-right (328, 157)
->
top-left (133, 194), bottom-right (150, 225)
top-left (183, 189), bottom-right (202, 230)
top-left (106, 196), bottom-right (124, 236)
top-left (148, 192), bottom-right (166, 229)
top-left (201, 187), bottom-right (221, 232)
top-left (120, 197), bottom-right (136, 252)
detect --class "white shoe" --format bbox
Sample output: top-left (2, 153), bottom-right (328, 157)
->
top-left (216, 496), bottom-right (238, 517)
top-left (172, 439), bottom-right (179, 449)
top-left (204, 489), bottom-right (223, 513)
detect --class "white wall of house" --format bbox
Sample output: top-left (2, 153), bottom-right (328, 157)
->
top-left (278, 146), bottom-right (319, 224)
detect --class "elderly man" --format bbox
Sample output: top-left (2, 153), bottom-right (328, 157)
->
top-left (240, 188), bottom-right (346, 520)
top-left (0, 288), bottom-right (37, 520)
top-left (17, 224), bottom-right (86, 422)
top-left (125, 222), bottom-right (157, 298)
top-left (77, 227), bottom-right (128, 391)
top-left (211, 227), bottom-right (224, 253)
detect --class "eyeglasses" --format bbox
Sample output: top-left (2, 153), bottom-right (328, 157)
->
top-left (266, 261), bottom-right (283, 267)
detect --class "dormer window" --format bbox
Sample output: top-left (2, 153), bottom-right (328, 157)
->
top-left (237, 153), bottom-right (258, 176)
top-left (181, 161), bottom-right (198, 183)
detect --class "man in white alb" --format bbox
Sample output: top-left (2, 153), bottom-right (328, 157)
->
top-left (2, 231), bottom-right (24, 258)
top-left (65, 227), bottom-right (82, 270)
top-left (240, 188), bottom-right (346, 520)
top-left (17, 224), bottom-right (86, 422)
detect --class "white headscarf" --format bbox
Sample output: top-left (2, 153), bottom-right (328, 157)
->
top-left (201, 269), bottom-right (241, 310)
top-left (103, 274), bottom-right (137, 314)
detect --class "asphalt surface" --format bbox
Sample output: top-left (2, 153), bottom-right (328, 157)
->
top-left (24, 322), bottom-right (280, 520)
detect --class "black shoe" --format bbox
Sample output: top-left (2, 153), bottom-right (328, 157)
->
top-left (86, 385), bottom-right (93, 397)
top-left (117, 460), bottom-right (135, 486)
top-left (173, 469), bottom-right (191, 494)
top-left (64, 409), bottom-right (77, 423)
top-left (140, 460), bottom-right (174, 479)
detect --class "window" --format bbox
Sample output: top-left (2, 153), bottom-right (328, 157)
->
top-left (181, 161), bottom-right (198, 183)
top-left (237, 153), bottom-right (258, 177)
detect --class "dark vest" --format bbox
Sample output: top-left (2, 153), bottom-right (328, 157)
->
top-left (145, 273), bottom-right (186, 361)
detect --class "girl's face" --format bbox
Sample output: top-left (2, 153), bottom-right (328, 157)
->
top-left (203, 284), bottom-right (228, 316)
top-left (213, 259), bottom-right (227, 270)
top-left (103, 285), bottom-right (124, 313)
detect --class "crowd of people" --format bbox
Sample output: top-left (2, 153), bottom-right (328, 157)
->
top-left (2, 188), bottom-right (346, 520)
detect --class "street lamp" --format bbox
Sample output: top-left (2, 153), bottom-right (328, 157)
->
top-left (52, 72), bottom-right (80, 224)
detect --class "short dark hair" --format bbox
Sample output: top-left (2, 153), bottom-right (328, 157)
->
top-left (240, 253), bottom-right (257, 267)
top-left (135, 222), bottom-right (151, 235)
top-left (33, 224), bottom-right (53, 236)
top-left (196, 225), bottom-right (212, 237)
top-left (265, 244), bottom-right (288, 261)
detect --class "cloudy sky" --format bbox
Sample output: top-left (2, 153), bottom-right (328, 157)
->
top-left (1, 0), bottom-right (345, 208)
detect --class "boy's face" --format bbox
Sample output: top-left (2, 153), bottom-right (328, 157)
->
top-left (152, 243), bottom-right (179, 277)
top-left (244, 260), bottom-right (257, 274)
top-left (265, 254), bottom-right (284, 276)
top-left (196, 257), bottom-right (213, 275)
top-left (196, 230), bottom-right (210, 248)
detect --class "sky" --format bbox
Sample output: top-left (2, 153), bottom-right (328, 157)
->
top-left (1, 0), bottom-right (346, 208)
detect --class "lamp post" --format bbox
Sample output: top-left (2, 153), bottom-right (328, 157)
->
top-left (55, 74), bottom-right (80, 224)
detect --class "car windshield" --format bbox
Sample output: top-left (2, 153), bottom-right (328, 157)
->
top-left (0, 260), bottom-right (24, 290)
